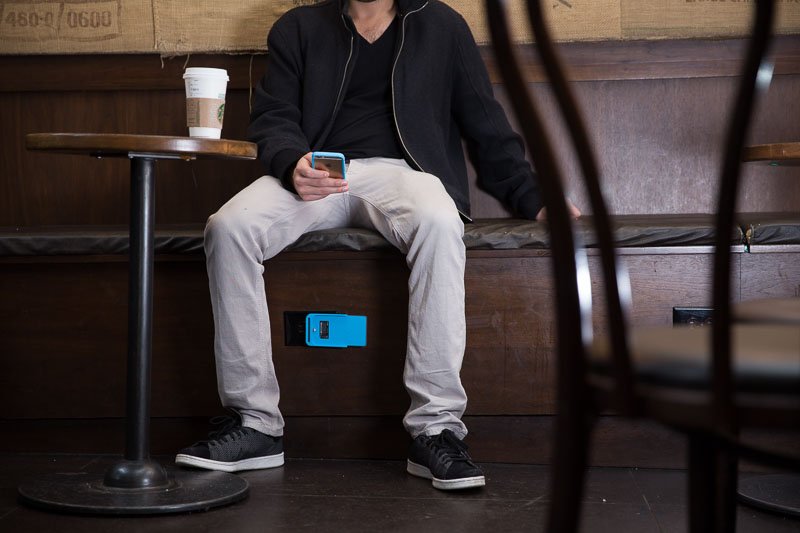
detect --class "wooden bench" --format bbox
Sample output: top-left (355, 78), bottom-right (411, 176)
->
top-left (2, 39), bottom-right (798, 467)
top-left (8, 214), bottom-right (790, 466)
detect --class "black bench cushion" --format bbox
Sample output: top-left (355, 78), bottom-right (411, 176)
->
top-left (739, 212), bottom-right (800, 246)
top-left (0, 226), bottom-right (205, 256)
top-left (457, 214), bottom-right (736, 249)
top-left (0, 215), bottom-right (742, 257)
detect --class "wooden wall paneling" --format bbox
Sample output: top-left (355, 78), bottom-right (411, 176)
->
top-left (740, 249), bottom-right (800, 300)
top-left (0, 261), bottom-right (129, 418)
top-left (0, 252), bottom-right (559, 420)
top-left (265, 252), bottom-right (411, 416)
top-left (148, 260), bottom-right (220, 416)
top-left (4, 49), bottom-right (799, 225)
top-left (464, 255), bottom-right (557, 414)
top-left (479, 36), bottom-right (800, 84)
top-left (0, 54), bottom-right (268, 93)
top-left (1, 38), bottom-right (797, 464)
top-left (0, 92), bottom-right (24, 222)
top-left (2, 37), bottom-right (799, 93)
top-left (268, 251), bottom-right (558, 418)
top-left (618, 250), bottom-right (737, 327)
top-left (0, 248), bottom-right (729, 420)
top-left (476, 75), bottom-right (800, 218)
top-left (1, 89), bottom-right (262, 226)
top-left (0, 259), bottom-right (223, 419)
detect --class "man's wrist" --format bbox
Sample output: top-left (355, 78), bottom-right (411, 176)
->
top-left (517, 189), bottom-right (544, 220)
top-left (273, 149), bottom-right (307, 193)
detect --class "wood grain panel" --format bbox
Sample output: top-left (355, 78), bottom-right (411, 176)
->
top-left (1, 249), bottom-right (726, 419)
top-left (3, 71), bottom-right (799, 224)
top-left (0, 261), bottom-right (221, 419)
top-left (265, 253), bottom-right (410, 416)
top-left (741, 250), bottom-right (800, 300)
top-left (464, 256), bottom-right (556, 413)
top-left (472, 75), bottom-right (800, 218)
top-left (0, 54), bottom-right (268, 93)
top-left (2, 36), bottom-right (799, 93)
top-left (0, 89), bottom-right (261, 226)
top-left (616, 251), bottom-right (737, 327)
top-left (481, 36), bottom-right (800, 83)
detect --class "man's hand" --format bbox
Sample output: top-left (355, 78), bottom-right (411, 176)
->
top-left (292, 152), bottom-right (349, 201)
top-left (535, 200), bottom-right (582, 222)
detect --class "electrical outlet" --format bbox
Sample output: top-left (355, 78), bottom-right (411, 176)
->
top-left (672, 307), bottom-right (713, 327)
top-left (283, 311), bottom-right (337, 346)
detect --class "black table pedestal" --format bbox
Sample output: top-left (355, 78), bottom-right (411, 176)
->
top-left (18, 155), bottom-right (248, 515)
top-left (18, 469), bottom-right (248, 515)
top-left (739, 474), bottom-right (800, 518)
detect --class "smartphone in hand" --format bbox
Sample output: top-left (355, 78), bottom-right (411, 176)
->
top-left (311, 151), bottom-right (346, 180)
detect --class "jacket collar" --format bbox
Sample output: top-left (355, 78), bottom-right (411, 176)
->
top-left (339, 0), bottom-right (427, 17)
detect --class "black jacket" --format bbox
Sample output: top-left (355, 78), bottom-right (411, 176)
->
top-left (246, 0), bottom-right (542, 220)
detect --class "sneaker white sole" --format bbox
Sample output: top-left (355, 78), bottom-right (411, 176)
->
top-left (407, 460), bottom-right (486, 490)
top-left (175, 452), bottom-right (284, 472)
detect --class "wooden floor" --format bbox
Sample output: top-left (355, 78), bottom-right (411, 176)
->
top-left (1, 454), bottom-right (797, 532)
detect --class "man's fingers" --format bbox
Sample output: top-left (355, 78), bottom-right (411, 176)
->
top-left (297, 168), bottom-right (328, 180)
top-left (295, 176), bottom-right (348, 202)
top-left (296, 176), bottom-right (347, 188)
top-left (295, 175), bottom-right (348, 192)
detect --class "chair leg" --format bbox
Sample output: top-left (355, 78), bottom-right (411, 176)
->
top-left (688, 432), bottom-right (738, 533)
top-left (546, 412), bottom-right (593, 533)
top-left (715, 447), bottom-right (738, 532)
top-left (688, 432), bottom-right (716, 532)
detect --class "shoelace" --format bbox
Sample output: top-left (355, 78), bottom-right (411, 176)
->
top-left (428, 431), bottom-right (475, 466)
top-left (190, 414), bottom-right (242, 446)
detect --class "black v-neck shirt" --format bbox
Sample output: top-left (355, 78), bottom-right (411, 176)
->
top-left (324, 17), bottom-right (404, 160)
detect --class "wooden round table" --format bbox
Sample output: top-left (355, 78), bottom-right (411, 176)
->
top-left (743, 142), bottom-right (800, 166)
top-left (18, 133), bottom-right (257, 515)
top-left (737, 141), bottom-right (800, 518)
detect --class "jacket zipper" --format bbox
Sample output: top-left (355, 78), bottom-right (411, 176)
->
top-left (331, 14), bottom-right (355, 129)
top-left (391, 3), bottom-right (427, 174)
top-left (391, 3), bottom-right (472, 222)
top-left (334, 3), bottom-right (472, 222)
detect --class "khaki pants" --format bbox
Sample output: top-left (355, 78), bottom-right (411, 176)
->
top-left (204, 157), bottom-right (468, 439)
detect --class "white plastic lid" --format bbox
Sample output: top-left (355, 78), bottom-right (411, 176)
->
top-left (183, 67), bottom-right (229, 81)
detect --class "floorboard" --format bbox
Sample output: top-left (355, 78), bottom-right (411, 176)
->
top-left (1, 454), bottom-right (797, 532)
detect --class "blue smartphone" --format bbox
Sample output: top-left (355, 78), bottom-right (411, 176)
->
top-left (311, 151), bottom-right (346, 180)
top-left (305, 313), bottom-right (366, 348)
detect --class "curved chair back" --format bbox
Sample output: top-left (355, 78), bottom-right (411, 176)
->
top-left (486, 0), bottom-right (775, 422)
top-left (488, 1), bottom-right (777, 530)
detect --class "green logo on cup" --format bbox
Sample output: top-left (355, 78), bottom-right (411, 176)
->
top-left (217, 103), bottom-right (225, 124)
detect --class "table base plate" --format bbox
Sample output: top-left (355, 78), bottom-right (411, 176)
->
top-left (738, 474), bottom-right (800, 518)
top-left (18, 470), bottom-right (248, 515)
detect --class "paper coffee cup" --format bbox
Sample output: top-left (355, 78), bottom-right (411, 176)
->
top-left (183, 67), bottom-right (229, 139)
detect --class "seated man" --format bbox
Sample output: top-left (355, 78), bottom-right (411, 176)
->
top-left (175, 0), bottom-right (578, 491)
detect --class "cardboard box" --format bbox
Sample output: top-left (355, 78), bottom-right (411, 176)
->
top-left (0, 0), bottom-right (797, 55)
top-left (152, 0), bottom-right (282, 54)
top-left (620, 0), bottom-right (800, 40)
top-left (0, 0), bottom-right (154, 54)
top-left (446, 0), bottom-right (622, 43)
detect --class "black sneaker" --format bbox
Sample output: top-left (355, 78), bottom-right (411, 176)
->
top-left (407, 429), bottom-right (486, 490)
top-left (175, 414), bottom-right (284, 472)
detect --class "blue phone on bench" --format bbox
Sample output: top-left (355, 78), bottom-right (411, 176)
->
top-left (305, 313), bottom-right (367, 348)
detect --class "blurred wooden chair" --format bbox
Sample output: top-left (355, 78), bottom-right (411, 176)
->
top-left (736, 296), bottom-right (800, 324)
top-left (735, 142), bottom-right (800, 514)
top-left (737, 143), bottom-right (800, 325)
top-left (485, 0), bottom-right (800, 531)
